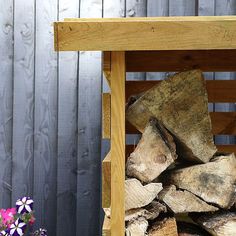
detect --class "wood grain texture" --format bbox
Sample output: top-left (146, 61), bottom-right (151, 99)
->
top-left (126, 112), bottom-right (236, 135)
top-left (34, 0), bottom-right (58, 234)
top-left (102, 93), bottom-right (111, 139)
top-left (102, 152), bottom-right (111, 208)
top-left (0, 0), bottom-right (13, 209)
top-left (126, 50), bottom-right (236, 72)
top-left (103, 52), bottom-right (111, 87)
top-left (126, 80), bottom-right (236, 103)
top-left (57, 0), bottom-right (78, 235)
top-left (214, 0), bottom-right (236, 145)
top-left (126, 144), bottom-right (236, 157)
top-left (126, 0), bottom-right (146, 81)
top-left (12, 0), bottom-right (35, 206)
top-left (54, 16), bottom-right (236, 51)
top-left (111, 51), bottom-right (126, 236)
top-left (76, 1), bottom-right (102, 235)
top-left (146, 0), bottom-right (168, 81)
top-left (102, 216), bottom-right (111, 236)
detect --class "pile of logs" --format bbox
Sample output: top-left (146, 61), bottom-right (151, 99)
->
top-left (109, 70), bottom-right (236, 235)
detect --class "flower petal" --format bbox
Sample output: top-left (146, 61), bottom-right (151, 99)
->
top-left (17, 205), bottom-right (24, 214)
top-left (17, 228), bottom-right (23, 235)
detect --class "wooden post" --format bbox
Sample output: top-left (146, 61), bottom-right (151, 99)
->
top-left (110, 51), bottom-right (126, 235)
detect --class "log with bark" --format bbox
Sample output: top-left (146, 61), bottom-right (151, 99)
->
top-left (126, 69), bottom-right (217, 163)
top-left (125, 217), bottom-right (148, 236)
top-left (126, 118), bottom-right (177, 183)
top-left (168, 153), bottom-right (236, 208)
top-left (148, 217), bottom-right (178, 236)
top-left (125, 178), bottom-right (163, 211)
top-left (159, 185), bottom-right (218, 213)
top-left (177, 222), bottom-right (211, 236)
top-left (193, 211), bottom-right (236, 236)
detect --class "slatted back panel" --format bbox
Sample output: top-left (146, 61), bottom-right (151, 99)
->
top-left (125, 50), bottom-right (236, 155)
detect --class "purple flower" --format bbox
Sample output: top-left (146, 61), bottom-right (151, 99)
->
top-left (9, 219), bottom-right (26, 236)
top-left (0, 229), bottom-right (10, 236)
top-left (16, 197), bottom-right (34, 214)
top-left (33, 228), bottom-right (47, 236)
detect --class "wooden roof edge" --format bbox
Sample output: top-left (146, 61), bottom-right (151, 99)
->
top-left (54, 16), bottom-right (236, 51)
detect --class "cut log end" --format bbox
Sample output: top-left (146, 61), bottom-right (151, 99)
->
top-left (126, 118), bottom-right (177, 183)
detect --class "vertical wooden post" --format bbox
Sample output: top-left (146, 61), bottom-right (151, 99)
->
top-left (110, 51), bottom-right (126, 236)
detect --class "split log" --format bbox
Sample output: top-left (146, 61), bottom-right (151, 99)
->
top-left (177, 222), bottom-right (211, 236)
top-left (126, 70), bottom-right (217, 163)
top-left (125, 178), bottom-right (163, 211)
top-left (159, 185), bottom-right (218, 213)
top-left (104, 202), bottom-right (166, 222)
top-left (126, 217), bottom-right (148, 236)
top-left (194, 211), bottom-right (236, 236)
top-left (126, 118), bottom-right (177, 183)
top-left (168, 153), bottom-right (236, 208)
top-left (148, 217), bottom-right (178, 236)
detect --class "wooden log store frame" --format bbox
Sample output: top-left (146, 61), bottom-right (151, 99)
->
top-left (54, 16), bottom-right (236, 235)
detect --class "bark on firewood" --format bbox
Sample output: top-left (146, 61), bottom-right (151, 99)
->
top-left (126, 217), bottom-right (148, 236)
top-left (148, 217), bottom-right (178, 236)
top-left (159, 185), bottom-right (218, 213)
top-left (104, 201), bottom-right (166, 222)
top-left (126, 70), bottom-right (217, 163)
top-left (194, 211), bottom-right (236, 236)
top-left (126, 118), bottom-right (177, 183)
top-left (125, 178), bottom-right (163, 211)
top-left (168, 153), bottom-right (236, 209)
top-left (177, 222), bottom-right (211, 236)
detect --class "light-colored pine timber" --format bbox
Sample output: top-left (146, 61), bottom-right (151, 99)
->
top-left (102, 152), bottom-right (111, 208)
top-left (110, 51), bottom-right (126, 236)
top-left (102, 93), bottom-right (111, 139)
top-left (54, 16), bottom-right (236, 51)
top-left (102, 216), bottom-right (111, 236)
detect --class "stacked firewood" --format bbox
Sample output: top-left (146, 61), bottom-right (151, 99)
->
top-left (108, 70), bottom-right (236, 236)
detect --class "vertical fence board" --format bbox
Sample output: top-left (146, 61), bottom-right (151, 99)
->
top-left (34, 0), bottom-right (58, 235)
top-left (214, 0), bottom-right (236, 145)
top-left (12, 0), bottom-right (35, 205)
top-left (77, 1), bottom-right (102, 235)
top-left (57, 1), bottom-right (79, 236)
top-left (0, 0), bottom-right (13, 209)
top-left (169, 0), bottom-right (197, 16)
top-left (126, 0), bottom-right (147, 81)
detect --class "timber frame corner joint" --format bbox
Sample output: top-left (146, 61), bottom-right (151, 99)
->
top-left (54, 16), bottom-right (236, 236)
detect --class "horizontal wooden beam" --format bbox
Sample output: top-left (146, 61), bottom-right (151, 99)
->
top-left (126, 112), bottom-right (236, 135)
top-left (54, 16), bottom-right (236, 51)
top-left (126, 50), bottom-right (236, 72)
top-left (102, 152), bottom-right (111, 208)
top-left (126, 80), bottom-right (236, 103)
top-left (126, 145), bottom-right (236, 157)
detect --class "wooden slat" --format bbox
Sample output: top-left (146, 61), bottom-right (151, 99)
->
top-left (12, 0), bottom-right (35, 211)
top-left (126, 112), bottom-right (236, 135)
top-left (103, 52), bottom-right (111, 86)
top-left (102, 152), bottom-right (111, 208)
top-left (54, 16), bottom-right (236, 51)
top-left (102, 216), bottom-right (111, 236)
top-left (126, 145), bottom-right (236, 157)
top-left (102, 93), bottom-right (111, 139)
top-left (57, 0), bottom-right (78, 235)
top-left (126, 80), bottom-right (236, 103)
top-left (0, 0), bottom-right (13, 208)
top-left (34, 0), bottom-right (58, 234)
top-left (111, 51), bottom-right (125, 236)
top-left (126, 50), bottom-right (236, 72)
